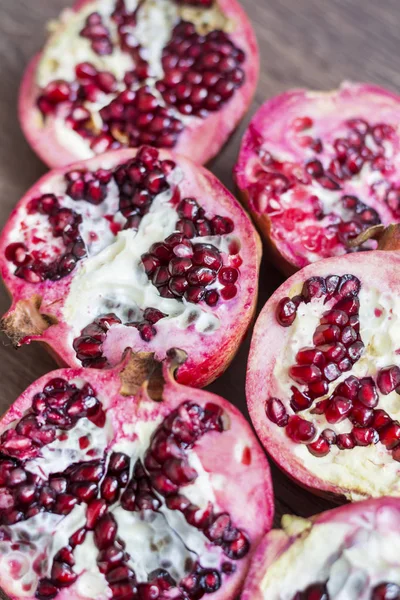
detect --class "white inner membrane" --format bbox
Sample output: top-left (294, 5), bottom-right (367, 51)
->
top-left (260, 509), bottom-right (400, 599)
top-left (0, 402), bottom-right (228, 597)
top-left (273, 284), bottom-right (400, 498)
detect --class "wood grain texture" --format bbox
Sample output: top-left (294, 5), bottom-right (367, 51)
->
top-left (0, 0), bottom-right (399, 529)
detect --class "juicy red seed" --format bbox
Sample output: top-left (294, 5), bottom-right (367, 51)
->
top-left (94, 513), bottom-right (118, 549)
top-left (371, 582), bottom-right (400, 599)
top-left (333, 296), bottom-right (360, 315)
top-left (318, 343), bottom-right (346, 363)
top-left (295, 348), bottom-right (325, 367)
top-left (218, 267), bottom-right (238, 285)
top-left (192, 244), bottom-right (222, 270)
top-left (377, 366), bottom-right (400, 395)
top-left (302, 276), bottom-right (326, 300)
top-left (86, 499), bottom-right (108, 529)
top-left (307, 436), bottom-right (330, 457)
top-left (336, 433), bottom-right (355, 450)
top-left (286, 416), bottom-right (316, 443)
top-left (305, 159), bottom-right (324, 178)
top-left (276, 297), bottom-right (298, 327)
top-left (5, 243), bottom-right (30, 266)
top-left (352, 427), bottom-right (379, 446)
top-left (350, 402), bottom-right (373, 427)
top-left (372, 410), bottom-right (392, 431)
top-left (308, 380), bottom-right (329, 399)
top-left (51, 561), bottom-right (78, 586)
top-left (358, 377), bottom-right (379, 408)
top-left (220, 285), bottom-right (237, 300)
top-left (265, 398), bottom-right (288, 427)
top-left (313, 324), bottom-right (341, 345)
top-left (205, 289), bottom-right (219, 306)
top-left (379, 422), bottom-right (400, 449)
top-left (289, 365), bottom-right (322, 385)
top-left (321, 310), bottom-right (349, 327)
top-left (143, 308), bottom-right (166, 324)
top-left (323, 363), bottom-right (341, 382)
top-left (290, 387), bottom-right (312, 412)
top-left (325, 397), bottom-right (353, 424)
top-left (347, 342), bottom-right (365, 362)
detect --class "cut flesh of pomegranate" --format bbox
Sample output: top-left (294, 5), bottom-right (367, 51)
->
top-left (0, 351), bottom-right (273, 600)
top-left (19, 0), bottom-right (259, 167)
top-left (0, 147), bottom-right (260, 388)
top-left (247, 250), bottom-right (400, 500)
top-left (242, 498), bottom-right (400, 600)
top-left (235, 83), bottom-right (400, 273)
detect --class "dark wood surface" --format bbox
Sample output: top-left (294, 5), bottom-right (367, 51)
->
top-left (1, 0), bottom-right (400, 528)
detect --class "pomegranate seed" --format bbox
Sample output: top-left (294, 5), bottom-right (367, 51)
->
top-left (321, 309), bottom-right (349, 327)
top-left (372, 410), bottom-right (392, 431)
top-left (352, 426), bottom-right (379, 446)
top-left (325, 397), bottom-right (352, 423)
top-left (289, 365), bottom-right (322, 385)
top-left (350, 402), bottom-right (373, 427)
top-left (358, 377), bottom-right (378, 408)
top-left (307, 436), bottom-right (330, 457)
top-left (94, 513), bottom-right (118, 549)
top-left (379, 422), bottom-right (400, 449)
top-left (308, 380), bottom-right (329, 399)
top-left (86, 499), bottom-right (108, 529)
top-left (313, 324), bottom-right (341, 345)
top-left (336, 433), bottom-right (355, 450)
top-left (377, 366), bottom-right (400, 395)
top-left (296, 348), bottom-right (325, 367)
top-left (265, 398), bottom-right (288, 427)
top-left (371, 582), bottom-right (400, 599)
top-left (276, 297), bottom-right (298, 326)
top-left (286, 416), bottom-right (316, 443)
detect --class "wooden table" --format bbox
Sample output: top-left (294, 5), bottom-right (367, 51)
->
top-left (1, 0), bottom-right (400, 528)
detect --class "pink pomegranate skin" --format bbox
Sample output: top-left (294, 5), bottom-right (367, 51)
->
top-left (0, 352), bottom-right (274, 600)
top-left (0, 148), bottom-right (261, 388)
top-left (247, 250), bottom-right (400, 501)
top-left (235, 82), bottom-right (400, 274)
top-left (19, 0), bottom-right (259, 168)
top-left (242, 498), bottom-right (400, 600)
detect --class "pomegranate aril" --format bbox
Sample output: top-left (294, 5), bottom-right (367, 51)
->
top-left (290, 387), bottom-right (313, 412)
top-left (86, 498), bottom-right (108, 529)
top-left (308, 380), bottom-right (329, 399)
top-left (379, 422), bottom-right (400, 449)
top-left (336, 433), bottom-right (355, 450)
top-left (350, 402), bottom-right (373, 427)
top-left (373, 410), bottom-right (392, 431)
top-left (289, 365), bottom-right (322, 385)
top-left (347, 341), bottom-right (364, 362)
top-left (313, 324), bottom-right (341, 345)
top-left (302, 276), bottom-right (326, 300)
top-left (307, 436), bottom-right (330, 457)
top-left (358, 377), bottom-right (378, 408)
top-left (352, 427), bottom-right (379, 446)
top-left (377, 366), bottom-right (400, 395)
top-left (325, 397), bottom-right (352, 424)
top-left (286, 416), bottom-right (316, 443)
top-left (265, 398), bottom-right (288, 427)
top-left (94, 513), bottom-right (118, 549)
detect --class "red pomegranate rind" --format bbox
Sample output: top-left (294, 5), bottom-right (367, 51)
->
top-left (242, 498), bottom-right (400, 600)
top-left (0, 352), bottom-right (273, 600)
top-left (235, 82), bottom-right (400, 274)
top-left (247, 251), bottom-right (400, 500)
top-left (19, 0), bottom-right (259, 168)
top-left (0, 147), bottom-right (261, 388)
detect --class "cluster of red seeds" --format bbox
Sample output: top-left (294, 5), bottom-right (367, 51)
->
top-left (0, 393), bottom-right (244, 600)
top-left (36, 0), bottom-right (246, 151)
top-left (268, 274), bottom-right (400, 459)
top-left (292, 579), bottom-right (400, 600)
top-left (142, 232), bottom-right (238, 304)
top-left (80, 11), bottom-right (113, 55)
top-left (5, 194), bottom-right (85, 282)
top-left (157, 22), bottom-right (245, 117)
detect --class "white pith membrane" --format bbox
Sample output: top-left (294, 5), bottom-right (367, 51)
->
top-left (258, 506), bottom-right (400, 599)
top-left (6, 156), bottom-right (243, 363)
top-left (236, 85), bottom-right (400, 267)
top-left (34, 0), bottom-right (233, 159)
top-left (272, 281), bottom-right (400, 498)
top-left (0, 387), bottom-right (240, 599)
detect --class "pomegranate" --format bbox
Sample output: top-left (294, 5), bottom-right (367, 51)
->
top-left (0, 146), bottom-right (260, 387)
top-left (242, 498), bottom-right (400, 600)
top-left (19, 0), bottom-right (258, 168)
top-left (247, 249), bottom-right (400, 500)
top-left (234, 82), bottom-right (400, 274)
top-left (0, 349), bottom-right (273, 600)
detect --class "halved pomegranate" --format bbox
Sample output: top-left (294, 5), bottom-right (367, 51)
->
top-left (19, 0), bottom-right (258, 167)
top-left (243, 498), bottom-right (400, 600)
top-left (0, 349), bottom-right (273, 600)
top-left (0, 146), bottom-right (260, 387)
top-left (235, 82), bottom-right (400, 273)
top-left (247, 249), bottom-right (400, 500)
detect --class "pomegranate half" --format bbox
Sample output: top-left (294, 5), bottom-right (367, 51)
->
top-left (242, 497), bottom-right (400, 600)
top-left (0, 349), bottom-right (273, 600)
top-left (0, 146), bottom-right (261, 387)
top-left (235, 82), bottom-right (400, 274)
top-left (19, 0), bottom-right (259, 168)
top-left (247, 249), bottom-right (400, 501)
